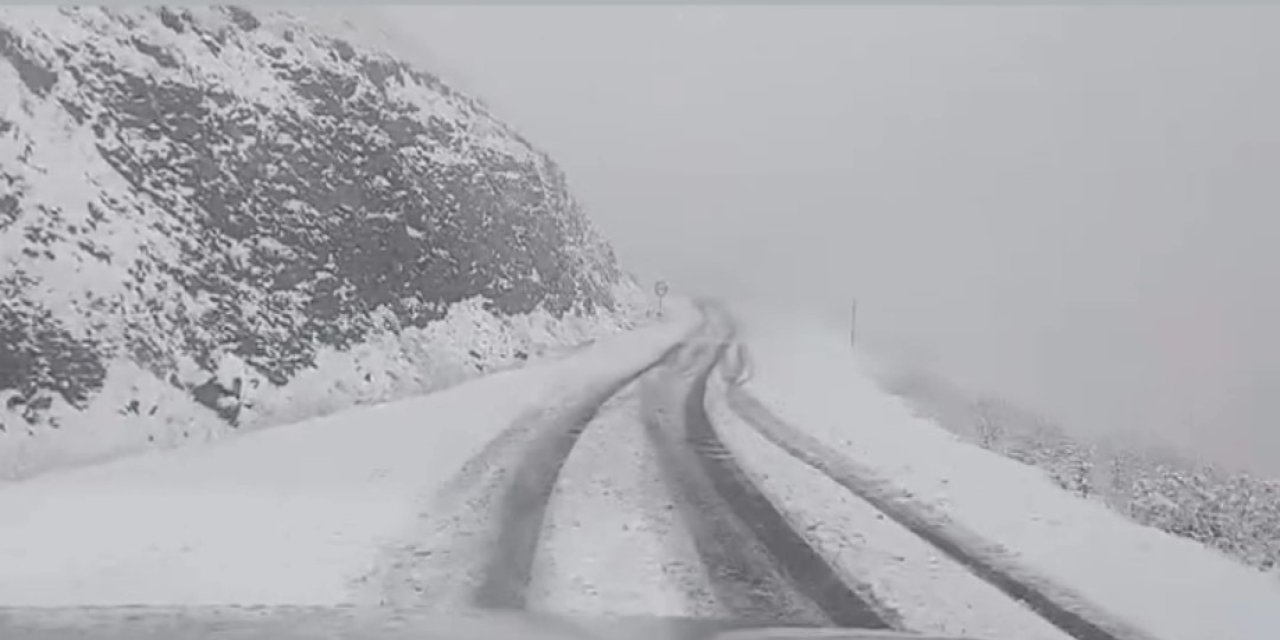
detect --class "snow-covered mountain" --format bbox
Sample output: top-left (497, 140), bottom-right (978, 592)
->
top-left (0, 6), bottom-right (646, 477)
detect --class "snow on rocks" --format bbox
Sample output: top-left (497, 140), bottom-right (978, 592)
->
top-left (1, 291), bottom-right (654, 481)
top-left (1, 5), bottom-right (647, 482)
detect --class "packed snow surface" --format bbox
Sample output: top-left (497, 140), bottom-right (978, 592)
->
top-left (527, 378), bottom-right (720, 618)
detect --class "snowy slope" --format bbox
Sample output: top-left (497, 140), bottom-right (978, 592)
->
top-left (0, 7), bottom-right (647, 477)
top-left (705, 369), bottom-right (1073, 640)
top-left (0, 302), bottom-right (699, 607)
top-left (732, 307), bottom-right (1280, 640)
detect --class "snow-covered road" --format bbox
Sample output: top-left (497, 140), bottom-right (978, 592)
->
top-left (351, 309), bottom-right (890, 628)
top-left (2, 300), bottom-right (1278, 640)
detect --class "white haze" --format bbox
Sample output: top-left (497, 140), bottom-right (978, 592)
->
top-left (363, 6), bottom-right (1280, 476)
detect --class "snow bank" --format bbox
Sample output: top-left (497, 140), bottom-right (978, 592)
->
top-left (882, 365), bottom-right (1280, 575)
top-left (240, 292), bottom-right (651, 427)
top-left (0, 299), bottom-right (698, 607)
top-left (0, 290), bottom-right (653, 481)
top-left (703, 363), bottom-right (1072, 640)
top-left (734, 308), bottom-right (1280, 640)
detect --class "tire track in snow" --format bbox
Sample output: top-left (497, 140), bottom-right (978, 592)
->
top-left (725, 382), bottom-right (1157, 640)
top-left (358, 401), bottom-right (553, 610)
top-left (472, 343), bottom-right (683, 609)
top-left (365, 342), bottom-right (682, 611)
top-left (644, 341), bottom-right (891, 628)
top-left (525, 377), bottom-right (720, 618)
top-left (705, 369), bottom-right (1070, 640)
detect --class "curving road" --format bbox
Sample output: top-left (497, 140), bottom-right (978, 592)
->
top-left (360, 309), bottom-right (896, 629)
top-left (354, 303), bottom-right (1144, 640)
top-left (0, 304), bottom-right (1146, 640)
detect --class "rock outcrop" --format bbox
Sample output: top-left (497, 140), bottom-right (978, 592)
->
top-left (0, 7), bottom-right (643, 475)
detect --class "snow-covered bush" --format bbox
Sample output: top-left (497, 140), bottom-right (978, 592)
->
top-left (881, 367), bottom-right (1280, 572)
top-left (240, 295), bottom-right (643, 428)
top-left (1, 291), bottom-right (652, 480)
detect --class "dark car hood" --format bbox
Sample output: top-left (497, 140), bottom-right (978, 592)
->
top-left (0, 606), bottom-right (981, 640)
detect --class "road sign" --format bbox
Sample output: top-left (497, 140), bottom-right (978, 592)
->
top-left (654, 280), bottom-right (669, 297)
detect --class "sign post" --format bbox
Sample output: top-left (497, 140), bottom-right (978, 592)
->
top-left (654, 280), bottom-right (669, 318)
top-left (850, 299), bottom-right (857, 347)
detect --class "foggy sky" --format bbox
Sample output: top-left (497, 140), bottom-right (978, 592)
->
top-left (369, 6), bottom-right (1280, 476)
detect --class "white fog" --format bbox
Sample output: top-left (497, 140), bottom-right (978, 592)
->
top-left (367, 5), bottom-right (1280, 476)
top-left (4, 6), bottom-right (1280, 635)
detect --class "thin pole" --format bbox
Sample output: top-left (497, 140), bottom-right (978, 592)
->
top-left (850, 299), bottom-right (857, 347)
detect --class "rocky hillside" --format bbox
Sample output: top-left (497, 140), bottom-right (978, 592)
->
top-left (0, 7), bottom-right (644, 476)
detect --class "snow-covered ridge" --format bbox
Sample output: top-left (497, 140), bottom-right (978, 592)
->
top-left (0, 6), bottom-right (642, 478)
